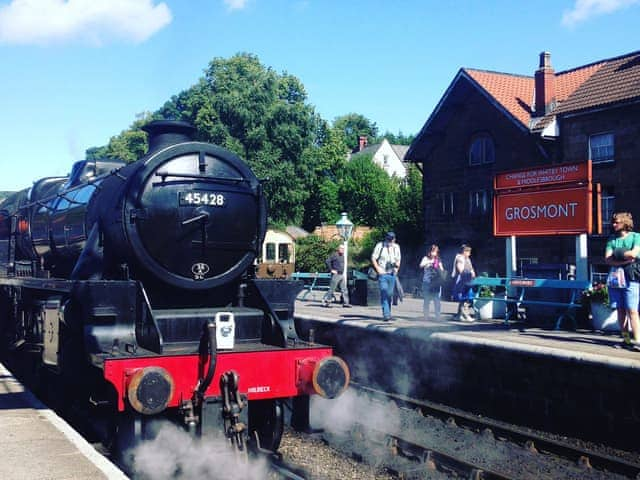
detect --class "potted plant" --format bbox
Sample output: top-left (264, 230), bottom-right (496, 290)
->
top-left (582, 283), bottom-right (619, 332)
top-left (473, 283), bottom-right (506, 320)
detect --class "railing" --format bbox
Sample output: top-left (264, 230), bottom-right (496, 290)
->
top-left (291, 272), bottom-right (332, 300)
top-left (469, 277), bottom-right (591, 329)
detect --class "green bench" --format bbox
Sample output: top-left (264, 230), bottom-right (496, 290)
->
top-left (469, 276), bottom-right (591, 329)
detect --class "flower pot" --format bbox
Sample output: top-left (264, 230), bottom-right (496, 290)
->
top-left (474, 298), bottom-right (506, 320)
top-left (590, 302), bottom-right (619, 332)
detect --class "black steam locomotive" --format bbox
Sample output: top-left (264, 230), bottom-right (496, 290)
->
top-left (0, 120), bottom-right (348, 461)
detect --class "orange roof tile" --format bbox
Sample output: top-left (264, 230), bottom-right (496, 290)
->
top-left (465, 56), bottom-right (615, 129)
top-left (465, 70), bottom-right (534, 126)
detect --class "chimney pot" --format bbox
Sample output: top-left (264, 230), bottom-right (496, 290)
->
top-left (358, 135), bottom-right (368, 152)
top-left (534, 51), bottom-right (556, 116)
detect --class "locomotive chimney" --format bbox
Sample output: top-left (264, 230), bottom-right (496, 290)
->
top-left (142, 120), bottom-right (196, 154)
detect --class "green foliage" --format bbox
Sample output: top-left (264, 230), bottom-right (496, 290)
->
top-left (82, 52), bottom-right (421, 239)
top-left (352, 228), bottom-right (386, 267)
top-left (374, 131), bottom-right (415, 145)
top-left (300, 126), bottom-right (349, 230)
top-left (333, 113), bottom-right (378, 152)
top-left (338, 154), bottom-right (400, 229)
top-left (295, 235), bottom-right (340, 273)
top-left (159, 53), bottom-right (319, 225)
top-left (86, 112), bottom-right (154, 163)
top-left (393, 164), bottom-right (424, 243)
top-left (582, 283), bottom-right (609, 306)
top-left (478, 285), bottom-right (495, 298)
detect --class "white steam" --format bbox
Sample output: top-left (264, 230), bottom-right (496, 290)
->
top-left (131, 423), bottom-right (269, 480)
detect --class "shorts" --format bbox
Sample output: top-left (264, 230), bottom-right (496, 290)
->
top-left (609, 281), bottom-right (640, 311)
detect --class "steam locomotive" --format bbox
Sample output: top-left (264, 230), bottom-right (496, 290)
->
top-left (0, 120), bottom-right (349, 462)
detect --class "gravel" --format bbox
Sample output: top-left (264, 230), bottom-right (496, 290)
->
top-left (278, 428), bottom-right (398, 480)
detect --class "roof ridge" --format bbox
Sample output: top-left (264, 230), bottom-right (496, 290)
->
top-left (555, 49), bottom-right (640, 75)
top-left (464, 67), bottom-right (532, 80)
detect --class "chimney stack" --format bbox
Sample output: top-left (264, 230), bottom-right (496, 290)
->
top-left (358, 135), bottom-right (368, 151)
top-left (534, 51), bottom-right (556, 116)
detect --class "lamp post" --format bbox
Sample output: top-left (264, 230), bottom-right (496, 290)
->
top-left (335, 212), bottom-right (353, 281)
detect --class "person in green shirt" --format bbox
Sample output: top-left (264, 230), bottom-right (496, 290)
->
top-left (605, 211), bottom-right (640, 348)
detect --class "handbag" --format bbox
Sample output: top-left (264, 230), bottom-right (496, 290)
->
top-left (367, 266), bottom-right (378, 281)
top-left (438, 268), bottom-right (449, 284)
top-left (607, 266), bottom-right (627, 289)
top-left (623, 261), bottom-right (640, 282)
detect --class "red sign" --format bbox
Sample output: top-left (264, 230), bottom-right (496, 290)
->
top-left (493, 186), bottom-right (592, 236)
top-left (494, 161), bottom-right (591, 191)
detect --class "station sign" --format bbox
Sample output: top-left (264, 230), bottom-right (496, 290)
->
top-left (494, 161), bottom-right (591, 191)
top-left (493, 185), bottom-right (592, 236)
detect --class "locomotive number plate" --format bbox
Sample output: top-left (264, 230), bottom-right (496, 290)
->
top-left (179, 191), bottom-right (226, 206)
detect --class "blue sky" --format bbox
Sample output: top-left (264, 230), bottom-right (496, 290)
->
top-left (0, 0), bottom-right (638, 191)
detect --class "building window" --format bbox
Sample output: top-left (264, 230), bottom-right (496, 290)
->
top-left (600, 193), bottom-right (615, 234)
top-left (589, 133), bottom-right (614, 164)
top-left (469, 190), bottom-right (489, 215)
top-left (468, 134), bottom-right (495, 166)
top-left (265, 243), bottom-right (276, 261)
top-left (437, 192), bottom-right (454, 216)
top-left (278, 243), bottom-right (291, 263)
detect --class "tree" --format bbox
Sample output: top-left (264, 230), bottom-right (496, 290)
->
top-left (86, 112), bottom-right (154, 162)
top-left (300, 126), bottom-right (349, 230)
top-left (157, 53), bottom-right (319, 225)
top-left (295, 235), bottom-right (340, 273)
top-left (333, 113), bottom-right (378, 152)
top-left (395, 164), bottom-right (424, 245)
top-left (337, 154), bottom-right (400, 229)
top-left (374, 131), bottom-right (415, 145)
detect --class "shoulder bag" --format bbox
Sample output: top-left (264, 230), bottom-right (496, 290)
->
top-left (367, 266), bottom-right (378, 281)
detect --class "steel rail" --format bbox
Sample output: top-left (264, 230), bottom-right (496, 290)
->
top-left (352, 382), bottom-right (640, 478)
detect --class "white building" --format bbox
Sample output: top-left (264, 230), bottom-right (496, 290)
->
top-left (350, 137), bottom-right (409, 179)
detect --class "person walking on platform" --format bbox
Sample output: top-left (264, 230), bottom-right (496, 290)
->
top-left (419, 244), bottom-right (445, 320)
top-left (451, 244), bottom-right (476, 322)
top-left (322, 245), bottom-right (351, 307)
top-left (605, 212), bottom-right (640, 348)
top-left (372, 231), bottom-right (401, 321)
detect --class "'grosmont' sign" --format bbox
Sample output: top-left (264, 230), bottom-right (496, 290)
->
top-left (493, 161), bottom-right (593, 237)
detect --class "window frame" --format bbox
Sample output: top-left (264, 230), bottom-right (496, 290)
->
top-left (437, 192), bottom-right (454, 216)
top-left (469, 189), bottom-right (490, 216)
top-left (468, 133), bottom-right (495, 166)
top-left (600, 193), bottom-right (615, 235)
top-left (589, 132), bottom-right (614, 164)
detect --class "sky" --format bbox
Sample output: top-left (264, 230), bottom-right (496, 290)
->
top-left (0, 0), bottom-right (639, 191)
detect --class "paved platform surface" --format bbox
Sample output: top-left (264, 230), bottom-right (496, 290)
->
top-left (295, 296), bottom-right (640, 369)
top-left (0, 363), bottom-right (128, 480)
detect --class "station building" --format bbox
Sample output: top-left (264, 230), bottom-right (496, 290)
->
top-left (406, 50), bottom-right (640, 278)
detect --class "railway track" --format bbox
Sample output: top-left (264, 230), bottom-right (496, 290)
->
top-left (317, 383), bottom-right (640, 479)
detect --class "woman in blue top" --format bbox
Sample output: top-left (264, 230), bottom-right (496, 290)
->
top-left (605, 212), bottom-right (640, 348)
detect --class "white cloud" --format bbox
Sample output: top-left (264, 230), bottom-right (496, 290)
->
top-left (224, 0), bottom-right (248, 11)
top-left (0, 0), bottom-right (172, 46)
top-left (562, 0), bottom-right (640, 27)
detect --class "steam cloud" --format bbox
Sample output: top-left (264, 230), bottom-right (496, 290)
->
top-left (132, 423), bottom-right (269, 480)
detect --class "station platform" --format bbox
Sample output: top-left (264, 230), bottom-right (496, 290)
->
top-left (294, 296), bottom-right (640, 367)
top-left (0, 363), bottom-right (127, 480)
top-left (294, 296), bottom-right (640, 452)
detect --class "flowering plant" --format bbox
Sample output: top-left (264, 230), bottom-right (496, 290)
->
top-left (581, 283), bottom-right (609, 306)
top-left (478, 285), bottom-right (495, 298)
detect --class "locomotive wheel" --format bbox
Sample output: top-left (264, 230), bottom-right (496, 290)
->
top-left (248, 399), bottom-right (284, 452)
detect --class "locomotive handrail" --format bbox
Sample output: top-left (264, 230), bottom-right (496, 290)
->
top-left (155, 171), bottom-right (247, 183)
